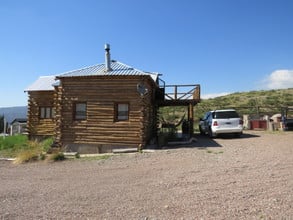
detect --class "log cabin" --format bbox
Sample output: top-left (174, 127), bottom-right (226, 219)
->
top-left (25, 76), bottom-right (56, 140)
top-left (26, 44), bottom-right (200, 153)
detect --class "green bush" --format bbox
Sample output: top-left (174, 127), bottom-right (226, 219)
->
top-left (41, 137), bottom-right (53, 152)
top-left (51, 152), bottom-right (65, 161)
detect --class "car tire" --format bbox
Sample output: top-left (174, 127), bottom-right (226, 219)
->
top-left (234, 132), bottom-right (242, 138)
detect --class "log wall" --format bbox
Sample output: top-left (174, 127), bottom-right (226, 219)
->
top-left (27, 91), bottom-right (55, 139)
top-left (55, 75), bottom-right (157, 152)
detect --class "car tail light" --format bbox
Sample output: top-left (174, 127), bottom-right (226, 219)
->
top-left (213, 121), bottom-right (218, 126)
top-left (239, 119), bottom-right (243, 125)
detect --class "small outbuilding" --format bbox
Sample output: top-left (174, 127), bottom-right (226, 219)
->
top-left (10, 118), bottom-right (27, 135)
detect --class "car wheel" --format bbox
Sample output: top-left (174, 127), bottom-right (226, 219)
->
top-left (234, 132), bottom-right (242, 138)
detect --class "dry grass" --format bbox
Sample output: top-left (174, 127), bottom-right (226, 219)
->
top-left (13, 141), bottom-right (44, 164)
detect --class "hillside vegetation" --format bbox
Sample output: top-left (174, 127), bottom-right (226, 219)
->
top-left (196, 88), bottom-right (293, 117)
top-left (159, 88), bottom-right (293, 123)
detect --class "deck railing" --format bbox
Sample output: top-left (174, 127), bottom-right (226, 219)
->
top-left (163, 84), bottom-right (200, 101)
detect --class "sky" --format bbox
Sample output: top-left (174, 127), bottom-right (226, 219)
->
top-left (1, 0), bottom-right (293, 107)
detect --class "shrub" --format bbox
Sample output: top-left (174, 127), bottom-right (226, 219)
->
top-left (13, 141), bottom-right (43, 164)
top-left (39, 153), bottom-right (46, 160)
top-left (41, 137), bottom-right (53, 152)
top-left (51, 152), bottom-right (65, 161)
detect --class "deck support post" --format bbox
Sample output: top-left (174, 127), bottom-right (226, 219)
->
top-left (188, 103), bottom-right (194, 137)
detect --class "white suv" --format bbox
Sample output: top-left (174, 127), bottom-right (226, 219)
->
top-left (199, 109), bottom-right (243, 138)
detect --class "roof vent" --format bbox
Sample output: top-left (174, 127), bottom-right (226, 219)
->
top-left (105, 44), bottom-right (112, 72)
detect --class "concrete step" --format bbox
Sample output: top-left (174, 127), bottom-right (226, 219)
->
top-left (112, 148), bottom-right (137, 153)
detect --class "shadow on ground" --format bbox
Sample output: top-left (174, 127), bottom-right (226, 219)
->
top-left (214, 132), bottom-right (261, 139)
top-left (160, 134), bottom-right (222, 150)
top-left (158, 132), bottom-right (261, 150)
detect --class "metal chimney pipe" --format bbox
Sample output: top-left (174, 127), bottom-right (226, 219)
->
top-left (105, 44), bottom-right (112, 72)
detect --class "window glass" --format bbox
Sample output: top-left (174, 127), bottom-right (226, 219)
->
top-left (116, 103), bottom-right (129, 121)
top-left (75, 103), bottom-right (87, 120)
top-left (52, 109), bottom-right (55, 118)
top-left (40, 107), bottom-right (46, 118)
top-left (45, 107), bottom-right (51, 118)
top-left (214, 111), bottom-right (239, 119)
top-left (204, 112), bottom-right (210, 120)
top-left (40, 107), bottom-right (53, 119)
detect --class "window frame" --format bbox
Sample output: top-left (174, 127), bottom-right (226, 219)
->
top-left (114, 102), bottom-right (129, 122)
top-left (74, 102), bottom-right (87, 121)
top-left (39, 106), bottom-right (54, 119)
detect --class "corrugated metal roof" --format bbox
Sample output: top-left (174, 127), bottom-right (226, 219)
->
top-left (57, 61), bottom-right (158, 82)
top-left (26, 61), bottom-right (159, 92)
top-left (25, 76), bottom-right (56, 91)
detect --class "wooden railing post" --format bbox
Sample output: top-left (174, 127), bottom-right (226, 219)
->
top-left (159, 84), bottom-right (201, 104)
top-left (188, 103), bottom-right (194, 136)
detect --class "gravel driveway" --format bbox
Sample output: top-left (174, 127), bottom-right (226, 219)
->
top-left (1, 131), bottom-right (293, 219)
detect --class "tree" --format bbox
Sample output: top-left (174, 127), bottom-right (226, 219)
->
top-left (0, 115), bottom-right (8, 134)
top-left (0, 115), bottom-right (4, 133)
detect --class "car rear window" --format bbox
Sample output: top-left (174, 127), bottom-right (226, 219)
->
top-left (213, 111), bottom-right (239, 119)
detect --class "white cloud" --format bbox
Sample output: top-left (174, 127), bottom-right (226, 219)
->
top-left (201, 92), bottom-right (231, 99)
top-left (261, 70), bottom-right (293, 89)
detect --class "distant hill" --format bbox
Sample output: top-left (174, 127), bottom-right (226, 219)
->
top-left (196, 88), bottom-right (293, 117)
top-left (160, 88), bottom-right (293, 121)
top-left (0, 106), bottom-right (27, 124)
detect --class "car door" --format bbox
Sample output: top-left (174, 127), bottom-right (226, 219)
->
top-left (202, 112), bottom-right (211, 132)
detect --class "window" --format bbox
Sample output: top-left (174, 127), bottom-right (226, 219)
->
top-left (115, 103), bottom-right (129, 121)
top-left (74, 102), bottom-right (87, 120)
top-left (40, 107), bottom-right (54, 119)
top-left (213, 111), bottom-right (239, 119)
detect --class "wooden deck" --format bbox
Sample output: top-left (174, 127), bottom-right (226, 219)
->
top-left (157, 84), bottom-right (201, 106)
top-left (156, 84), bottom-right (201, 136)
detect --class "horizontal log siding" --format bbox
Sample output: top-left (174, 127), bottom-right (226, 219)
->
top-left (57, 76), bottom-right (157, 148)
top-left (27, 91), bottom-right (55, 139)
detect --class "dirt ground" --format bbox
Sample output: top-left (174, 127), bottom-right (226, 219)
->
top-left (0, 131), bottom-right (293, 219)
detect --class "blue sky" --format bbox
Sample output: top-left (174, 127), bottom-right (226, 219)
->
top-left (1, 0), bottom-right (293, 107)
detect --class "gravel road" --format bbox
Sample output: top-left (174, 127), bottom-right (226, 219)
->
top-left (1, 131), bottom-right (293, 219)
